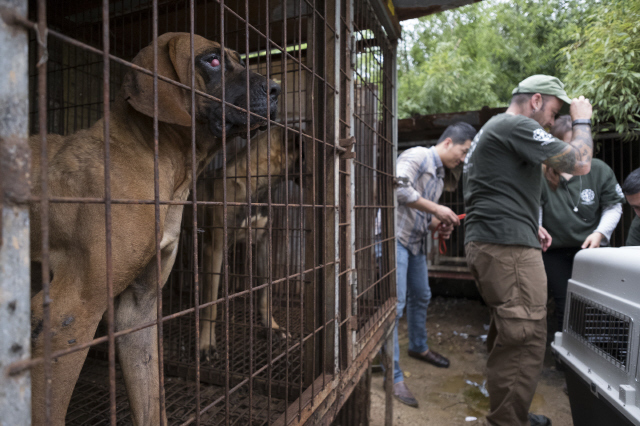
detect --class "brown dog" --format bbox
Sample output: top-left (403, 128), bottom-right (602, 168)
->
top-left (196, 128), bottom-right (296, 362)
top-left (28, 33), bottom-right (280, 425)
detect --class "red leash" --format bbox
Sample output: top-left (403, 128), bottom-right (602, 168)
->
top-left (432, 213), bottom-right (466, 255)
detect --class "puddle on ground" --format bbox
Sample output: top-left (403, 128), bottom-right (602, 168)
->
top-left (437, 374), bottom-right (485, 393)
top-left (433, 374), bottom-right (490, 416)
top-left (434, 374), bottom-right (546, 418)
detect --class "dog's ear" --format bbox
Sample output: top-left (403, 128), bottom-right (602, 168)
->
top-left (123, 32), bottom-right (192, 127)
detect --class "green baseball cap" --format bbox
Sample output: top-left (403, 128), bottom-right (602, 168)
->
top-left (512, 74), bottom-right (571, 115)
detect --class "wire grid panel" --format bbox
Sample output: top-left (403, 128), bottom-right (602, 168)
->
top-left (566, 293), bottom-right (632, 371)
top-left (21, 0), bottom-right (340, 424)
top-left (351, 0), bottom-right (396, 341)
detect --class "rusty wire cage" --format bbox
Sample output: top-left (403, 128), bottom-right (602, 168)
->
top-left (350, 0), bottom-right (396, 344)
top-left (1, 0), bottom-right (398, 425)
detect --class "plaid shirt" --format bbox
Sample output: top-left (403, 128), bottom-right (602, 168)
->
top-left (396, 146), bottom-right (445, 255)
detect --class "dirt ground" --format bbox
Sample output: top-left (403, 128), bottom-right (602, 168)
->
top-left (369, 297), bottom-right (574, 426)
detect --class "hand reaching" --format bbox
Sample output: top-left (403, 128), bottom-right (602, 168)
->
top-left (582, 232), bottom-right (603, 249)
top-left (434, 205), bottom-right (460, 226)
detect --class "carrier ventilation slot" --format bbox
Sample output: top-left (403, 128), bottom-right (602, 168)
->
top-left (566, 293), bottom-right (631, 370)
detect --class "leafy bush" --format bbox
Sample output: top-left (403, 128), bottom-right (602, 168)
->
top-left (561, 0), bottom-right (640, 138)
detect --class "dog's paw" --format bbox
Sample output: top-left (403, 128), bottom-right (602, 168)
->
top-left (271, 328), bottom-right (291, 342)
top-left (200, 346), bottom-right (219, 363)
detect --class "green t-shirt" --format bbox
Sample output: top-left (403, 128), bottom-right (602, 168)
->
top-left (627, 216), bottom-right (640, 246)
top-left (463, 113), bottom-right (567, 248)
top-left (541, 159), bottom-right (625, 249)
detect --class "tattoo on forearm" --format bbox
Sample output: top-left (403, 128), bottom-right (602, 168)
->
top-left (545, 124), bottom-right (593, 173)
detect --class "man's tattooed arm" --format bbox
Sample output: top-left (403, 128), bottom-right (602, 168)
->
top-left (543, 124), bottom-right (593, 175)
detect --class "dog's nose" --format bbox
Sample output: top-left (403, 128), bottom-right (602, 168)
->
top-left (264, 80), bottom-right (281, 100)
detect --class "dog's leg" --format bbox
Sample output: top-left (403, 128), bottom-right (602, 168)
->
top-left (114, 240), bottom-right (177, 426)
top-left (30, 272), bottom-right (107, 425)
top-left (255, 228), bottom-right (290, 341)
top-left (199, 227), bottom-right (223, 362)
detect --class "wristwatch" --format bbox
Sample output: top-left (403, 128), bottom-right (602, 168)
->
top-left (572, 119), bottom-right (592, 127)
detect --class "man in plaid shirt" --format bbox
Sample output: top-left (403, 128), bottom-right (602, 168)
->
top-left (389, 122), bottom-right (476, 407)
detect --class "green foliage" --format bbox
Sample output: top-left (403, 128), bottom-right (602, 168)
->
top-left (396, 0), bottom-right (640, 138)
top-left (398, 0), bottom-right (582, 117)
top-left (561, 0), bottom-right (640, 137)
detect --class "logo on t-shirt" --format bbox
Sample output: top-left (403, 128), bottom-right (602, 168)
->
top-left (616, 184), bottom-right (624, 198)
top-left (463, 129), bottom-right (482, 173)
top-left (532, 128), bottom-right (555, 145)
top-left (580, 189), bottom-right (595, 205)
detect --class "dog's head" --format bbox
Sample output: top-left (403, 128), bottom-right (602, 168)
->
top-left (123, 32), bottom-right (280, 138)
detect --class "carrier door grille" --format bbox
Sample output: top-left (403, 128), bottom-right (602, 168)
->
top-left (566, 293), bottom-right (631, 370)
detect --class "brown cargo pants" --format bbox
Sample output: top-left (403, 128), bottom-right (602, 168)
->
top-left (465, 242), bottom-right (547, 426)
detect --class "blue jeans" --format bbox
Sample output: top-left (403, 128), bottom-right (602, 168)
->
top-left (391, 243), bottom-right (432, 383)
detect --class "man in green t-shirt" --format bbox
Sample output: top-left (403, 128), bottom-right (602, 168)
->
top-left (622, 167), bottom-right (640, 246)
top-left (463, 75), bottom-right (594, 426)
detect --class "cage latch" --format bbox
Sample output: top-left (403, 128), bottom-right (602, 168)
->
top-left (339, 136), bottom-right (356, 159)
top-left (0, 7), bottom-right (48, 66)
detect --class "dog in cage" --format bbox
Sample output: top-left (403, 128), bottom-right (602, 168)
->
top-left (28, 32), bottom-right (281, 425)
top-left (192, 128), bottom-right (298, 362)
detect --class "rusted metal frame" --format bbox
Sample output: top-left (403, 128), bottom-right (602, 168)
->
top-left (22, 22), bottom-right (292, 125)
top-left (30, 197), bottom-right (337, 208)
top-left (218, 2), bottom-right (232, 423)
top-left (206, 0), bottom-right (329, 84)
top-left (206, 0), bottom-right (232, 423)
top-left (385, 37), bottom-right (399, 426)
top-left (150, 2), bottom-right (167, 424)
top-left (280, 0), bottom-right (291, 422)
top-left (264, 0), bottom-right (274, 421)
top-left (297, 0), bottom-right (309, 412)
top-left (316, 319), bottom-right (388, 424)
top-left (271, 374), bottom-right (332, 426)
top-left (241, 0), bottom-right (255, 422)
top-left (186, 0), bottom-right (201, 422)
top-left (352, 112), bottom-right (391, 142)
top-left (7, 251), bottom-right (355, 373)
top-left (336, 0), bottom-right (354, 371)
top-left (354, 234), bottom-right (394, 253)
top-left (182, 368), bottom-right (260, 425)
top-left (353, 160), bottom-right (394, 177)
top-left (323, 0), bottom-right (335, 388)
top-left (355, 299), bottom-right (395, 345)
top-left (274, 304), bottom-right (395, 426)
top-left (34, 0), bottom-right (54, 420)
top-left (0, 1), bottom-right (31, 423)
top-left (100, 1), bottom-right (117, 424)
top-left (348, 0), bottom-right (363, 365)
top-left (308, 0), bottom-right (318, 404)
top-left (355, 268), bottom-right (395, 300)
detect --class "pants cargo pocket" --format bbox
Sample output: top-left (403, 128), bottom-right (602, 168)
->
top-left (494, 306), bottom-right (546, 348)
top-left (466, 242), bottom-right (517, 307)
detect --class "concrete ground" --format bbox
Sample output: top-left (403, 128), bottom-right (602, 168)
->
top-left (370, 297), bottom-right (573, 426)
